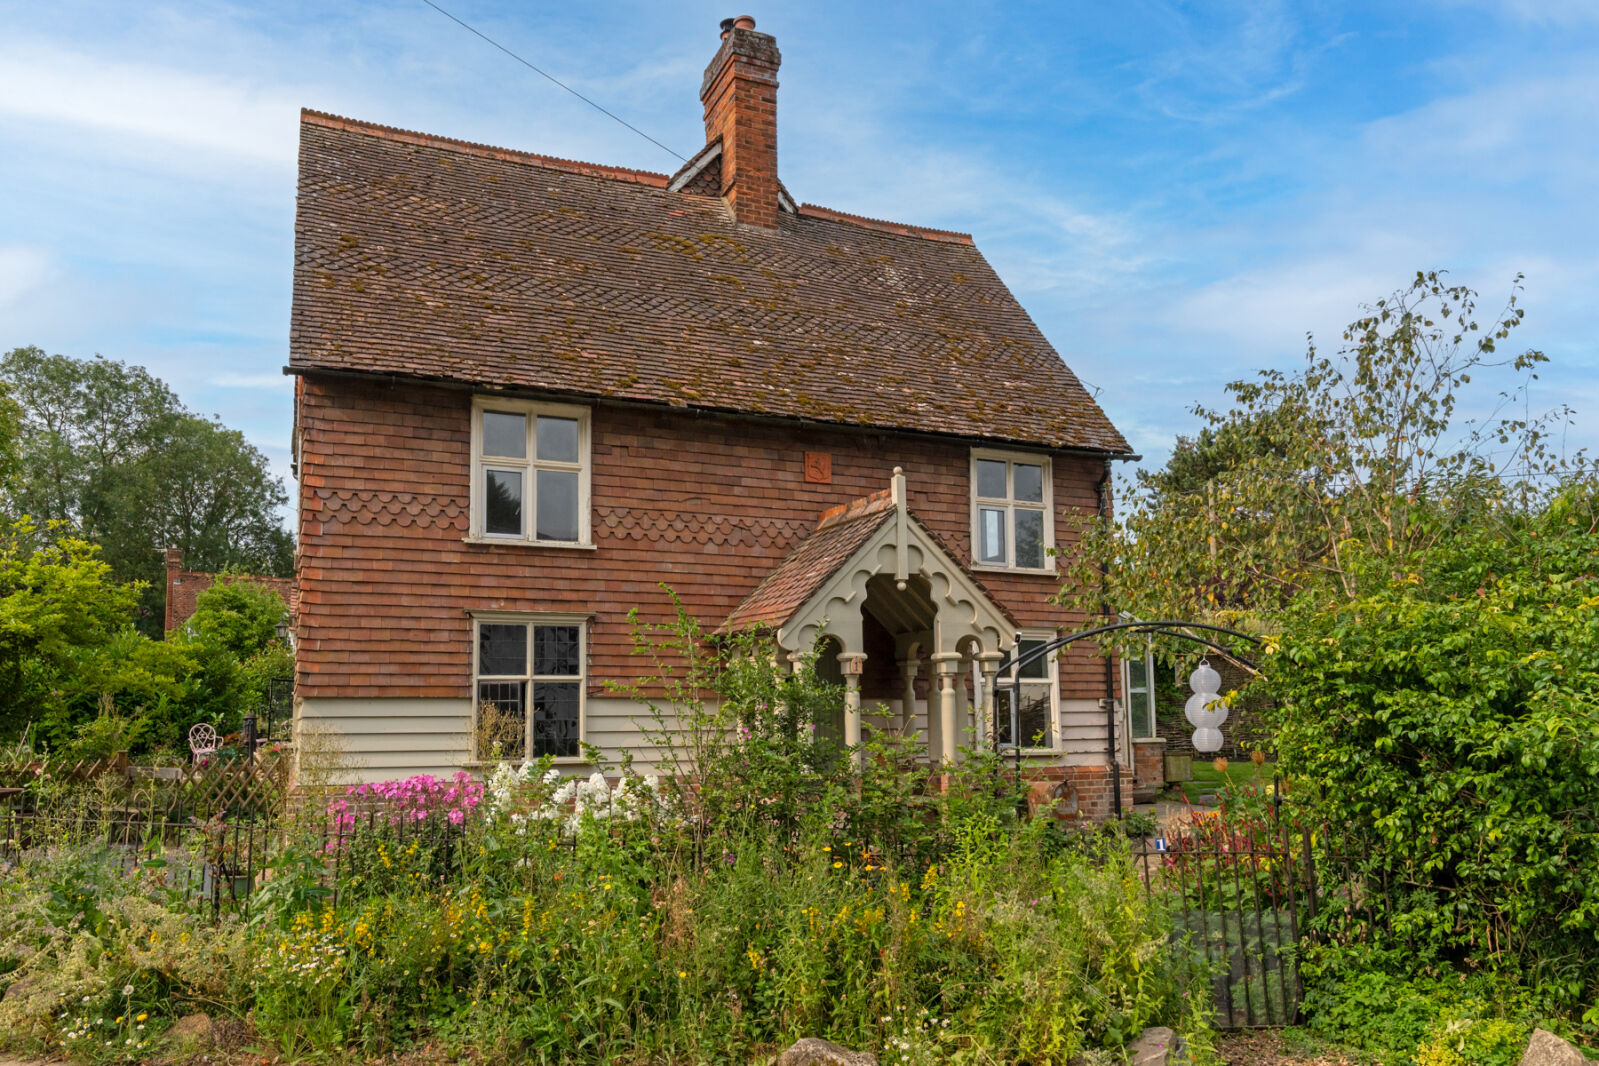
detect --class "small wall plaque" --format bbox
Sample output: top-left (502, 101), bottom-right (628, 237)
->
top-left (804, 451), bottom-right (832, 484)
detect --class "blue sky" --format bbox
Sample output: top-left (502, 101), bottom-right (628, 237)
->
top-left (3, 0), bottom-right (1597, 506)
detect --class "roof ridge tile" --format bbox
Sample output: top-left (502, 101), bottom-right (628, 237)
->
top-left (816, 487), bottom-right (895, 529)
top-left (299, 108), bottom-right (671, 188)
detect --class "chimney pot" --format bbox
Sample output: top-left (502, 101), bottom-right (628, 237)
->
top-left (719, 17), bottom-right (735, 38)
top-left (733, 15), bottom-right (756, 29)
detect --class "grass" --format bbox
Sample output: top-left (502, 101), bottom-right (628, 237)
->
top-left (1165, 760), bottom-right (1276, 805)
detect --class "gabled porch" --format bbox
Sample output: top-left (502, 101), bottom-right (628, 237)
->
top-left (721, 469), bottom-right (1018, 763)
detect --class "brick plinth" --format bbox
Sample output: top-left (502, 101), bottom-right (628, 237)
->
top-left (1021, 764), bottom-right (1136, 822)
top-left (1132, 737), bottom-right (1166, 801)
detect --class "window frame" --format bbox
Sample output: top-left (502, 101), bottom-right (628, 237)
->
top-left (1122, 637), bottom-right (1159, 740)
top-left (469, 397), bottom-right (593, 547)
top-left (994, 629), bottom-right (1061, 753)
top-left (470, 611), bottom-right (590, 764)
top-left (969, 448), bottom-right (1055, 574)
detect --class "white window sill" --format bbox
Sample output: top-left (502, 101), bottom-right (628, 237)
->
top-left (1132, 736), bottom-right (1166, 745)
top-left (970, 564), bottom-right (1057, 577)
top-left (462, 536), bottom-right (597, 551)
top-left (463, 755), bottom-right (590, 769)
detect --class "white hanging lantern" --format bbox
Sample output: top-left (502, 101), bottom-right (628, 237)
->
top-left (1185, 659), bottom-right (1229, 754)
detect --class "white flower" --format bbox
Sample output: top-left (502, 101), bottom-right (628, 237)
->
top-left (121, 985), bottom-right (133, 996)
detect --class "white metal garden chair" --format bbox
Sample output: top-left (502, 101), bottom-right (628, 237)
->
top-left (188, 723), bottom-right (219, 764)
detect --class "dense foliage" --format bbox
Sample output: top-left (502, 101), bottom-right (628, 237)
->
top-left (0, 606), bottom-right (1218, 1066)
top-left (0, 522), bottom-right (291, 754)
top-left (1268, 487), bottom-right (1599, 1001)
top-left (1061, 272), bottom-right (1599, 1032)
top-left (0, 347), bottom-right (293, 632)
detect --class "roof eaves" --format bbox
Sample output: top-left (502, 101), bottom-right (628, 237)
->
top-left (280, 364), bottom-right (1136, 456)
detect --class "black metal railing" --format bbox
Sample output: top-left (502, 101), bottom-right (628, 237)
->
top-left (1132, 820), bottom-right (1310, 1028)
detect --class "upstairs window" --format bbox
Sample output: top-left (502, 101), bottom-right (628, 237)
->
top-left (471, 398), bottom-right (591, 545)
top-left (971, 450), bottom-right (1053, 571)
top-left (474, 615), bottom-right (585, 760)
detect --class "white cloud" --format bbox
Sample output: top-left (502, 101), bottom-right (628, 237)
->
top-left (0, 245), bottom-right (57, 308)
top-left (0, 40), bottom-right (304, 165)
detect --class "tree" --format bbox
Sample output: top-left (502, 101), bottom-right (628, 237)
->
top-left (1060, 272), bottom-right (1578, 631)
top-left (0, 347), bottom-right (292, 632)
top-left (0, 520), bottom-right (140, 741)
top-left (181, 577), bottom-right (287, 659)
top-left (0, 380), bottom-right (21, 492)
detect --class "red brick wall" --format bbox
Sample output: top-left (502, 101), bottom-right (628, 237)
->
top-left (701, 22), bottom-right (781, 229)
top-left (1023, 765), bottom-right (1137, 821)
top-left (1132, 738), bottom-right (1166, 798)
top-left (295, 376), bottom-right (1113, 702)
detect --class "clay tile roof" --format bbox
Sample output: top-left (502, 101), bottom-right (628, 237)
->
top-left (288, 110), bottom-right (1130, 453)
top-left (721, 497), bottom-right (897, 633)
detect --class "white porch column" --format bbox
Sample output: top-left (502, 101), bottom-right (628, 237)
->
top-left (976, 652), bottom-right (1004, 750)
top-left (898, 658), bottom-right (920, 739)
top-left (955, 661), bottom-right (972, 748)
top-left (931, 654), bottom-right (963, 766)
top-left (839, 652), bottom-right (866, 767)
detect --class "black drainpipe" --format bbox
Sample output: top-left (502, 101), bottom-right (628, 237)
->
top-left (1095, 460), bottom-right (1123, 818)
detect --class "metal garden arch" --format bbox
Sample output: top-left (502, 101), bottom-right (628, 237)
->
top-left (987, 620), bottom-right (1261, 816)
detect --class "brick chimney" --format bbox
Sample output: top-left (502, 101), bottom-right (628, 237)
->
top-left (701, 15), bottom-right (781, 228)
top-left (163, 546), bottom-right (183, 634)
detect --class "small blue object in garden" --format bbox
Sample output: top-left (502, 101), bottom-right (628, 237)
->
top-left (1155, 837), bottom-right (1168, 852)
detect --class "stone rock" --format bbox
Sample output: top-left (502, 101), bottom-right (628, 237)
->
top-left (1127, 1026), bottom-right (1179, 1066)
top-left (774, 1037), bottom-right (878, 1066)
top-left (1520, 1029), bottom-right (1592, 1066)
top-left (168, 1013), bottom-right (215, 1048)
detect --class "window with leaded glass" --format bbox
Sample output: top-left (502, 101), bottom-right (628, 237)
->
top-left (994, 634), bottom-right (1058, 750)
top-left (472, 398), bottom-right (590, 545)
top-left (474, 617), bottom-right (585, 759)
top-left (970, 450), bottom-right (1053, 571)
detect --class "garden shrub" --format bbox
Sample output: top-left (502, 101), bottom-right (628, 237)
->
top-left (1265, 487), bottom-right (1599, 1009)
top-left (1302, 944), bottom-right (1589, 1065)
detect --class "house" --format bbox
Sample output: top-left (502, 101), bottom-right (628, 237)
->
top-left (163, 546), bottom-right (296, 640)
top-left (287, 16), bottom-right (1164, 815)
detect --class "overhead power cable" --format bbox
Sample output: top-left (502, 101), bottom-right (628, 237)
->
top-left (418, 0), bottom-right (688, 162)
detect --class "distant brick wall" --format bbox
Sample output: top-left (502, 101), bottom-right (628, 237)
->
top-left (294, 376), bottom-right (1116, 704)
top-left (164, 547), bottom-right (294, 634)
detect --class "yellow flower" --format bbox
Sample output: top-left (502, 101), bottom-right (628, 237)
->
top-left (832, 861), bottom-right (843, 869)
top-left (136, 1014), bottom-right (147, 1022)
top-left (677, 971), bottom-right (687, 979)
